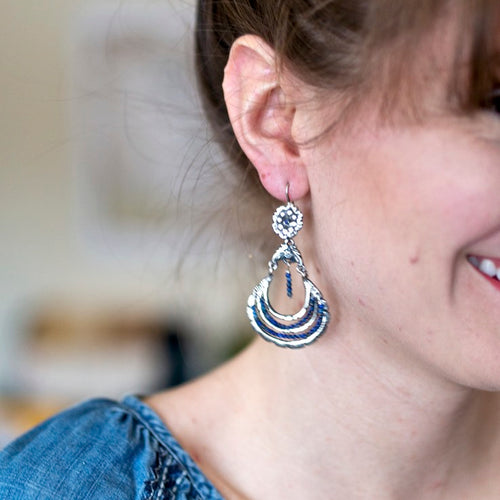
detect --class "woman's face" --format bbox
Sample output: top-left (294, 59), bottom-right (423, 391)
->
top-left (298, 54), bottom-right (500, 389)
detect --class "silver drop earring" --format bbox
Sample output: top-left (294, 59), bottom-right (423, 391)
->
top-left (247, 184), bottom-right (330, 348)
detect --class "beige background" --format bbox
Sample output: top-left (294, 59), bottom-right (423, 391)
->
top-left (0, 0), bottom-right (253, 424)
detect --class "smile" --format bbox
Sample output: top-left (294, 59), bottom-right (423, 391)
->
top-left (467, 255), bottom-right (500, 281)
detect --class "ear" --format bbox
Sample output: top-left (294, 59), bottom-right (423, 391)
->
top-left (222, 35), bottom-right (309, 203)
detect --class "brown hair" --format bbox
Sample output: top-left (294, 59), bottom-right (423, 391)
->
top-left (195, 0), bottom-right (500, 255)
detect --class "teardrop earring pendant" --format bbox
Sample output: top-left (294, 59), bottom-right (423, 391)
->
top-left (247, 185), bottom-right (330, 348)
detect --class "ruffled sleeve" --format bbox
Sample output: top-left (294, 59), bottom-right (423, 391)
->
top-left (0, 397), bottom-right (223, 500)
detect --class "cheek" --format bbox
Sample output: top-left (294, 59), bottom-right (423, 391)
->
top-left (308, 126), bottom-right (500, 322)
top-left (314, 125), bottom-right (500, 247)
top-left (304, 122), bottom-right (500, 386)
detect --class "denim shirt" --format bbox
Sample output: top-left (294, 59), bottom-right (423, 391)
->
top-left (0, 396), bottom-right (224, 499)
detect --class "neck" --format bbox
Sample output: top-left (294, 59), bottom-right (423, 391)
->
top-left (222, 332), bottom-right (500, 500)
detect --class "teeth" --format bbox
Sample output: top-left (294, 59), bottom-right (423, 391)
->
top-left (479, 258), bottom-right (497, 277)
top-left (469, 255), bottom-right (500, 280)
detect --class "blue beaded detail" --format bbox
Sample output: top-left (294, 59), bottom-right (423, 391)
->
top-left (259, 296), bottom-right (316, 330)
top-left (251, 304), bottom-right (325, 341)
top-left (247, 199), bottom-right (330, 348)
top-left (247, 272), bottom-right (329, 348)
top-left (286, 270), bottom-right (292, 298)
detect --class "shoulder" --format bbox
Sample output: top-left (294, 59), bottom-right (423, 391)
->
top-left (0, 396), bottom-right (222, 500)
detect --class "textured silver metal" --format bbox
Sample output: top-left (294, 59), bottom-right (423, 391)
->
top-left (272, 202), bottom-right (303, 240)
top-left (268, 243), bottom-right (306, 276)
top-left (247, 239), bottom-right (330, 348)
top-left (247, 186), bottom-right (330, 348)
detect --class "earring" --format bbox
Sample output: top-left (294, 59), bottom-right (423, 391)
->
top-left (247, 184), bottom-right (330, 348)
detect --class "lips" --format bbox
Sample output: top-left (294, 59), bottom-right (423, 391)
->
top-left (467, 255), bottom-right (500, 281)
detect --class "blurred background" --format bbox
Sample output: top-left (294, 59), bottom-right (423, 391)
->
top-left (0, 0), bottom-right (255, 445)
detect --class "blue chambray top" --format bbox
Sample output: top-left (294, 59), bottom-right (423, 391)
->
top-left (0, 395), bottom-right (224, 499)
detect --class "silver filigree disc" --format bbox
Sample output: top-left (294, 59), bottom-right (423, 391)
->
top-left (272, 202), bottom-right (303, 240)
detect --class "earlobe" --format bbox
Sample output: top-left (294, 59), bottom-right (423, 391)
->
top-left (222, 35), bottom-right (309, 202)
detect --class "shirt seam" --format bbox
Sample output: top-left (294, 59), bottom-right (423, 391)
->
top-left (111, 397), bottom-right (220, 499)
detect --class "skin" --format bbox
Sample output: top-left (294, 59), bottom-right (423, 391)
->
top-left (147, 12), bottom-right (500, 500)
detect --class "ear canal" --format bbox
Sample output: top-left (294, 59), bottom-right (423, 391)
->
top-left (260, 88), bottom-right (293, 138)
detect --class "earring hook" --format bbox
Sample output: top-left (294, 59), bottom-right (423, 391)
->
top-left (285, 182), bottom-right (291, 204)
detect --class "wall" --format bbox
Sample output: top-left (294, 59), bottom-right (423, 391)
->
top-left (0, 0), bottom-right (253, 398)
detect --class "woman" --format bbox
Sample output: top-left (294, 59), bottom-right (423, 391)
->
top-left (3, 0), bottom-right (500, 498)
